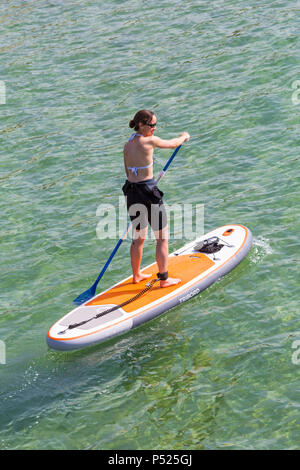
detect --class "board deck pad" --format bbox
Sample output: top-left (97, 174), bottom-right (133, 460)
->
top-left (47, 225), bottom-right (253, 351)
top-left (86, 253), bottom-right (214, 312)
top-left (59, 306), bottom-right (124, 330)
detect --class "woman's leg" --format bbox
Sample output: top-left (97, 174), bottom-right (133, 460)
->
top-left (155, 225), bottom-right (181, 287)
top-left (130, 226), bottom-right (151, 283)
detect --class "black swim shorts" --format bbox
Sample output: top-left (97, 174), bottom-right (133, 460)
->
top-left (122, 178), bottom-right (167, 231)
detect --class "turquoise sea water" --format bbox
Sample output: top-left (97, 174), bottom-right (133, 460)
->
top-left (0, 0), bottom-right (299, 450)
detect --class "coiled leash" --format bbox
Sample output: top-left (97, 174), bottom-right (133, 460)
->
top-left (59, 276), bottom-right (161, 334)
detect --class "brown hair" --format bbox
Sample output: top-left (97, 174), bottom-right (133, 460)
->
top-left (129, 109), bottom-right (154, 131)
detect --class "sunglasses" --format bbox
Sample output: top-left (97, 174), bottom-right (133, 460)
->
top-left (147, 122), bottom-right (157, 128)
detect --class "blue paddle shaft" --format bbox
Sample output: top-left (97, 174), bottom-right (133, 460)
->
top-left (95, 225), bottom-right (131, 284)
top-left (163, 145), bottom-right (182, 172)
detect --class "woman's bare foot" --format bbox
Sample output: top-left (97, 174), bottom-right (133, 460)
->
top-left (160, 277), bottom-right (181, 288)
top-left (132, 272), bottom-right (152, 284)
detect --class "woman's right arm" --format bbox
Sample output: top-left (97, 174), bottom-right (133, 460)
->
top-left (150, 132), bottom-right (190, 149)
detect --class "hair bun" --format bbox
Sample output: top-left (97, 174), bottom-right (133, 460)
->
top-left (129, 110), bottom-right (154, 131)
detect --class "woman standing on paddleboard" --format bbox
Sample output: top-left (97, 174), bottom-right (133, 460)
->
top-left (123, 109), bottom-right (190, 288)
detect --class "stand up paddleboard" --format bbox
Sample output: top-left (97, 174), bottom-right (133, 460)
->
top-left (47, 224), bottom-right (252, 351)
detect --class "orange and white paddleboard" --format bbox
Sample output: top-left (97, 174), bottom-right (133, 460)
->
top-left (47, 224), bottom-right (252, 351)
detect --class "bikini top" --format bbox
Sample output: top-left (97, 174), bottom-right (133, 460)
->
top-left (127, 133), bottom-right (153, 176)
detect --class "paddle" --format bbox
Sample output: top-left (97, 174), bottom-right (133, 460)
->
top-left (73, 145), bottom-right (182, 306)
